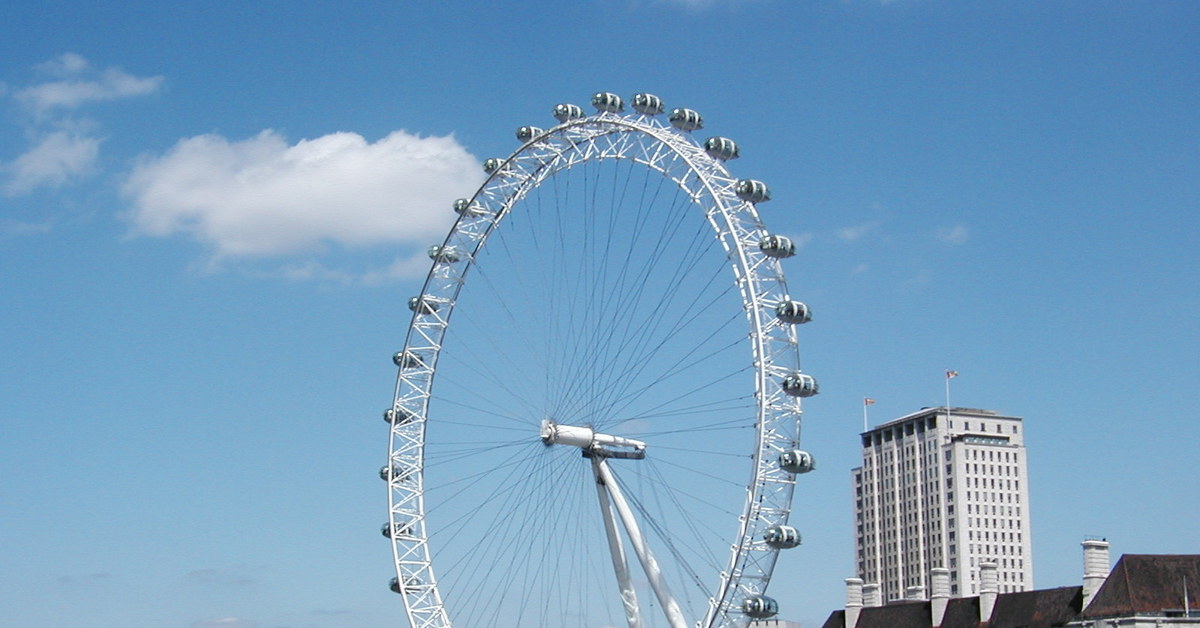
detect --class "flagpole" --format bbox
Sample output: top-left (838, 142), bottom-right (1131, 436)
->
top-left (944, 370), bottom-right (958, 426)
top-left (863, 400), bottom-right (868, 433)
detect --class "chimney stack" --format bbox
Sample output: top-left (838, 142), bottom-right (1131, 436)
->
top-left (845, 578), bottom-right (864, 628)
top-left (979, 562), bottom-right (999, 623)
top-left (1082, 539), bottom-right (1111, 609)
top-left (863, 583), bottom-right (882, 608)
top-left (905, 585), bottom-right (927, 601)
top-left (930, 568), bottom-right (951, 627)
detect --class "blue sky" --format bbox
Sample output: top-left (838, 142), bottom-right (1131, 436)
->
top-left (2, 1), bottom-right (1197, 627)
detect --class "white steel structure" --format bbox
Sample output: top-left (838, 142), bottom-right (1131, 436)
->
top-left (384, 92), bottom-right (818, 628)
top-left (852, 407), bottom-right (1033, 603)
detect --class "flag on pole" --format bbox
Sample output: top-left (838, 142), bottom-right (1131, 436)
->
top-left (946, 370), bottom-right (959, 379)
top-left (864, 398), bottom-right (876, 406)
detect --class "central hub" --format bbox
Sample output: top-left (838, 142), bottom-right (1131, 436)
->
top-left (540, 420), bottom-right (647, 459)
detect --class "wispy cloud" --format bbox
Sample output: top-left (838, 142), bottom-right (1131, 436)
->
top-left (3, 131), bottom-right (101, 194)
top-left (2, 53), bottom-right (161, 196)
top-left (837, 220), bottom-right (882, 242)
top-left (936, 224), bottom-right (969, 245)
top-left (122, 129), bottom-right (482, 279)
top-left (16, 52), bottom-right (162, 115)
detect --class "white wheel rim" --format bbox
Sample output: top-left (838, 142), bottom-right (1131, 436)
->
top-left (386, 102), bottom-right (811, 628)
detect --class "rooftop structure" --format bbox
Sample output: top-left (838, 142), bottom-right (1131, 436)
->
top-left (853, 407), bottom-right (1033, 601)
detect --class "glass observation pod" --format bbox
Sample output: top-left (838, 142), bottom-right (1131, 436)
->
top-left (453, 198), bottom-right (490, 217)
top-left (759, 234), bottom-right (797, 259)
top-left (704, 136), bottom-right (740, 161)
top-left (779, 449), bottom-right (816, 474)
top-left (392, 351), bottom-right (425, 369)
top-left (631, 92), bottom-right (665, 115)
top-left (383, 408), bottom-right (415, 425)
top-left (379, 465), bottom-right (410, 482)
top-left (736, 179), bottom-right (772, 203)
top-left (781, 372), bottom-right (819, 397)
top-left (427, 245), bottom-right (461, 263)
top-left (592, 92), bottom-right (624, 113)
top-left (743, 595), bottom-right (779, 619)
top-left (775, 300), bottom-right (812, 325)
top-left (553, 103), bottom-right (584, 122)
top-left (669, 107), bottom-right (704, 131)
top-left (408, 295), bottom-right (440, 315)
top-left (763, 524), bottom-right (802, 549)
top-left (381, 522), bottom-right (414, 539)
top-left (515, 126), bottom-right (543, 143)
top-left (389, 576), bottom-right (424, 594)
top-left (482, 158), bottom-right (506, 175)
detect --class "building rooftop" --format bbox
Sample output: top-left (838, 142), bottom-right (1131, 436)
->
top-left (819, 553), bottom-right (1200, 628)
top-left (1081, 554), bottom-right (1200, 619)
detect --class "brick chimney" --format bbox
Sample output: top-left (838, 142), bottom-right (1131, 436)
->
top-left (845, 578), bottom-right (864, 627)
top-left (979, 562), bottom-right (999, 623)
top-left (930, 568), bottom-right (951, 627)
top-left (1082, 539), bottom-right (1111, 609)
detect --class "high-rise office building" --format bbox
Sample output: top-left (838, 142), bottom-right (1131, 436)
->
top-left (852, 407), bottom-right (1033, 602)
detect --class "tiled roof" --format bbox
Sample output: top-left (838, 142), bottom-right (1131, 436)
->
top-left (820, 610), bottom-right (846, 628)
top-left (1082, 554), bottom-right (1200, 618)
top-left (856, 600), bottom-right (931, 628)
top-left (816, 587), bottom-right (1082, 628)
top-left (985, 586), bottom-right (1082, 627)
top-left (940, 595), bottom-right (982, 628)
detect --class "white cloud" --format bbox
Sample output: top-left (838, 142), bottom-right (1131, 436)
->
top-left (122, 129), bottom-right (483, 264)
top-left (837, 220), bottom-right (881, 242)
top-left (936, 224), bottom-right (969, 245)
top-left (2, 54), bottom-right (160, 195)
top-left (3, 131), bottom-right (100, 194)
top-left (16, 53), bottom-right (162, 114)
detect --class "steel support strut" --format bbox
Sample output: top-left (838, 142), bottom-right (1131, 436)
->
top-left (593, 456), bottom-right (643, 628)
top-left (594, 457), bottom-right (689, 628)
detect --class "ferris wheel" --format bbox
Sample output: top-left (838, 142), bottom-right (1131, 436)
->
top-left (383, 92), bottom-right (818, 628)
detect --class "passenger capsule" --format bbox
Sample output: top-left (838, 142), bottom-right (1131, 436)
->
top-left (381, 521), bottom-right (413, 539)
top-left (704, 137), bottom-right (740, 161)
top-left (781, 372), bottom-right (819, 397)
top-left (390, 575), bottom-right (423, 593)
top-left (631, 93), bottom-right (665, 115)
top-left (379, 465), bottom-right (408, 482)
top-left (483, 158), bottom-right (505, 175)
top-left (775, 300), bottom-right (812, 325)
top-left (759, 234), bottom-right (796, 259)
top-left (553, 103), bottom-right (585, 122)
top-left (516, 126), bottom-right (543, 143)
top-left (453, 198), bottom-right (489, 217)
top-left (591, 92), bottom-right (624, 113)
top-left (735, 179), bottom-right (771, 203)
top-left (427, 244), bottom-right (461, 263)
top-left (393, 351), bottom-right (424, 369)
top-left (408, 296), bottom-right (439, 315)
top-left (780, 450), bottom-right (816, 474)
top-left (668, 108), bottom-right (704, 131)
top-left (763, 524), bottom-right (803, 549)
top-left (383, 408), bottom-right (415, 425)
top-left (743, 595), bottom-right (779, 619)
